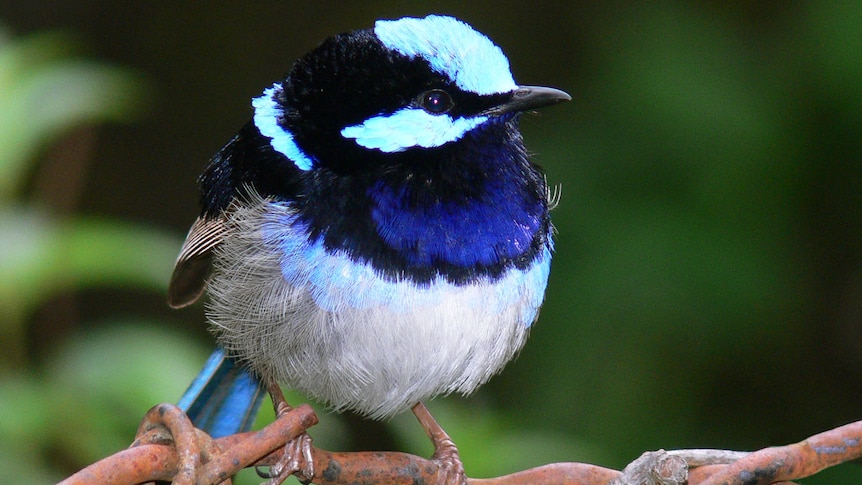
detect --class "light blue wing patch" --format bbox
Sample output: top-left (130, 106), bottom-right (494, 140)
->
top-left (374, 15), bottom-right (517, 96)
top-left (340, 108), bottom-right (488, 152)
top-left (252, 85), bottom-right (315, 171)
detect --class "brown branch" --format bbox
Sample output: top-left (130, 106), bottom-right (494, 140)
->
top-left (691, 420), bottom-right (862, 485)
top-left (59, 403), bottom-right (318, 485)
top-left (59, 404), bottom-right (862, 485)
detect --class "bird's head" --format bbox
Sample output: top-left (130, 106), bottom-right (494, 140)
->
top-left (194, 15), bottom-right (569, 283)
top-left (251, 15), bottom-right (570, 176)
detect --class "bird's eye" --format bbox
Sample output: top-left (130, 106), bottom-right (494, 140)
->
top-left (420, 89), bottom-right (453, 114)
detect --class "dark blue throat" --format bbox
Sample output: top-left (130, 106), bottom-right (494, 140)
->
top-left (368, 177), bottom-right (543, 269)
top-left (199, 119), bottom-right (550, 286)
top-left (366, 134), bottom-right (547, 269)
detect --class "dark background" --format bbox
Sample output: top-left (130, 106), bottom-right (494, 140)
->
top-left (1, 1), bottom-right (861, 483)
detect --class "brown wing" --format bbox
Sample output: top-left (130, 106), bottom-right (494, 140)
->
top-left (168, 216), bottom-right (227, 308)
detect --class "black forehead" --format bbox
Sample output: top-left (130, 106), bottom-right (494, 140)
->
top-left (279, 28), bottom-right (501, 130)
top-left (280, 29), bottom-right (438, 128)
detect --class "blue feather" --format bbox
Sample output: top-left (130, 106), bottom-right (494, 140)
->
top-left (340, 108), bottom-right (488, 152)
top-left (374, 15), bottom-right (516, 95)
top-left (367, 176), bottom-right (545, 268)
top-left (258, 203), bottom-right (550, 320)
top-left (252, 85), bottom-right (315, 171)
top-left (177, 348), bottom-right (265, 438)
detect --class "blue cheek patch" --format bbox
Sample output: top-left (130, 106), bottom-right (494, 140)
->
top-left (252, 86), bottom-right (315, 171)
top-left (340, 108), bottom-right (488, 152)
top-left (374, 15), bottom-right (517, 96)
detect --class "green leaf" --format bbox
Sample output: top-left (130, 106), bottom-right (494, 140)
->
top-left (0, 28), bottom-right (145, 198)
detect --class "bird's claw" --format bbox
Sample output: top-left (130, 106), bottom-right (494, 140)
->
top-left (431, 435), bottom-right (466, 485)
top-left (412, 402), bottom-right (467, 485)
top-left (258, 432), bottom-right (315, 485)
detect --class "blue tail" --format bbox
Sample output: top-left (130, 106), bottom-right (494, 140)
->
top-left (178, 348), bottom-right (266, 438)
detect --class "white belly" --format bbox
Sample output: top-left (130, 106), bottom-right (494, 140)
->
top-left (206, 198), bottom-right (550, 419)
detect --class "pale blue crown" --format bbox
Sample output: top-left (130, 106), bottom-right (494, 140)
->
top-left (374, 15), bottom-right (516, 96)
top-left (342, 16), bottom-right (518, 154)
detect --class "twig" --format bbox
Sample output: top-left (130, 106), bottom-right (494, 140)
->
top-left (59, 403), bottom-right (318, 485)
top-left (59, 405), bottom-right (862, 485)
top-left (693, 420), bottom-right (862, 485)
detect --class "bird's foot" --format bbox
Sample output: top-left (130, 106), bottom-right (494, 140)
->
top-left (430, 434), bottom-right (466, 485)
top-left (412, 402), bottom-right (467, 485)
top-left (257, 381), bottom-right (316, 484)
top-left (257, 432), bottom-right (315, 484)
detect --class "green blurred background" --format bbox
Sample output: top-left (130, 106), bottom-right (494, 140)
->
top-left (1, 1), bottom-right (861, 483)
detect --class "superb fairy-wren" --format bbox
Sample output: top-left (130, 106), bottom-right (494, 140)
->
top-left (169, 14), bottom-right (569, 483)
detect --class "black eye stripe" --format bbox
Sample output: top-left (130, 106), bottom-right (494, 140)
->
top-left (419, 89), bottom-right (453, 114)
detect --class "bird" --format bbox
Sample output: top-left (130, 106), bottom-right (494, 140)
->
top-left (168, 14), bottom-right (569, 484)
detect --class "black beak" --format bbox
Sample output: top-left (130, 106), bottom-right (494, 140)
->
top-left (484, 85), bottom-right (571, 116)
